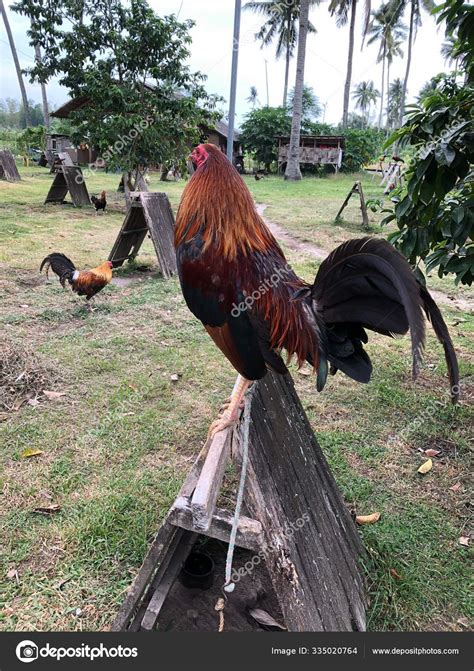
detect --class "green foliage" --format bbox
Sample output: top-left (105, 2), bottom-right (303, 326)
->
top-left (240, 106), bottom-right (291, 169)
top-left (12, 0), bottom-right (220, 172)
top-left (340, 127), bottom-right (386, 172)
top-left (17, 125), bottom-right (46, 153)
top-left (434, 0), bottom-right (474, 83)
top-left (383, 76), bottom-right (473, 285)
top-left (0, 98), bottom-right (44, 128)
top-left (288, 84), bottom-right (321, 122)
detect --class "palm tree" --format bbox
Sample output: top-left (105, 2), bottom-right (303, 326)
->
top-left (244, 0), bottom-right (318, 107)
top-left (385, 30), bottom-right (405, 127)
top-left (288, 83), bottom-right (321, 121)
top-left (285, 0), bottom-right (310, 180)
top-left (367, 3), bottom-right (405, 128)
top-left (387, 77), bottom-right (403, 128)
top-left (441, 35), bottom-right (459, 69)
top-left (389, 0), bottom-right (434, 127)
top-left (246, 85), bottom-right (260, 108)
top-left (352, 80), bottom-right (380, 124)
top-left (329, 0), bottom-right (371, 126)
top-left (0, 0), bottom-right (31, 126)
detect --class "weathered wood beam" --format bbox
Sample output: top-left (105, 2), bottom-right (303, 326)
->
top-left (170, 495), bottom-right (263, 551)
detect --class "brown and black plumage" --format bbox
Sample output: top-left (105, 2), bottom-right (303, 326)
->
top-left (175, 144), bottom-right (459, 434)
top-left (40, 253), bottom-right (113, 303)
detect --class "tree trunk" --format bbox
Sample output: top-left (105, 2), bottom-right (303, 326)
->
top-left (282, 41), bottom-right (291, 107)
top-left (378, 46), bottom-right (386, 129)
top-left (342, 0), bottom-right (357, 126)
top-left (0, 0), bottom-right (31, 127)
top-left (33, 43), bottom-right (50, 128)
top-left (385, 62), bottom-right (390, 130)
top-left (399, 0), bottom-right (414, 128)
top-left (284, 0), bottom-right (310, 181)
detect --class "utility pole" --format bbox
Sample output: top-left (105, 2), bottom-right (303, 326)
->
top-left (227, 0), bottom-right (241, 164)
top-left (265, 59), bottom-right (270, 107)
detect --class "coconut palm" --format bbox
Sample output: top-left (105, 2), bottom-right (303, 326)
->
top-left (389, 0), bottom-right (435, 126)
top-left (285, 0), bottom-right (310, 180)
top-left (441, 35), bottom-right (459, 69)
top-left (0, 0), bottom-right (31, 126)
top-left (246, 86), bottom-right (260, 109)
top-left (387, 77), bottom-right (404, 128)
top-left (352, 80), bottom-right (380, 124)
top-left (329, 0), bottom-right (371, 126)
top-left (244, 0), bottom-right (318, 107)
top-left (367, 3), bottom-right (406, 128)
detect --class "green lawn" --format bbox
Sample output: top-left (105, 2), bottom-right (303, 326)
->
top-left (0, 165), bottom-right (472, 632)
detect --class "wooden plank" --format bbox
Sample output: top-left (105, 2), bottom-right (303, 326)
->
top-left (358, 181), bottom-right (370, 230)
top-left (233, 371), bottom-right (367, 632)
top-left (62, 166), bottom-right (91, 207)
top-left (44, 171), bottom-right (69, 203)
top-left (141, 193), bottom-right (177, 279)
top-left (169, 496), bottom-right (263, 551)
top-left (140, 530), bottom-right (197, 631)
top-left (190, 429), bottom-right (232, 532)
top-left (335, 182), bottom-right (357, 219)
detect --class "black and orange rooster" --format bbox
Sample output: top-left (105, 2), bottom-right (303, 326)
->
top-left (91, 191), bottom-right (107, 213)
top-left (40, 253), bottom-right (113, 310)
top-left (175, 143), bottom-right (459, 436)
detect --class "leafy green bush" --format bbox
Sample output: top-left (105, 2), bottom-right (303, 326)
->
top-left (340, 128), bottom-right (386, 172)
top-left (240, 106), bottom-right (292, 171)
top-left (383, 74), bottom-right (473, 285)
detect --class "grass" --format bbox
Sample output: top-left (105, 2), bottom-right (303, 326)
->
top-left (0, 164), bottom-right (472, 632)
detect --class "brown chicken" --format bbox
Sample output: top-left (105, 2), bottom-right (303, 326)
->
top-left (175, 144), bottom-right (459, 436)
top-left (40, 253), bottom-right (113, 310)
top-left (91, 191), bottom-right (107, 213)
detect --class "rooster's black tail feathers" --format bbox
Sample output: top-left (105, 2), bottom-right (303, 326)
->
top-left (40, 253), bottom-right (76, 288)
top-left (306, 237), bottom-right (458, 401)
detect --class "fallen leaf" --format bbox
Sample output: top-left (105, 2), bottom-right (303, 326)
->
top-left (248, 608), bottom-right (287, 630)
top-left (27, 398), bottom-right (40, 407)
top-left (43, 390), bottom-right (66, 400)
top-left (170, 374), bottom-right (179, 382)
top-left (21, 447), bottom-right (43, 459)
top-left (450, 483), bottom-right (462, 492)
top-left (32, 504), bottom-right (61, 515)
top-left (417, 459), bottom-right (433, 474)
top-left (390, 568), bottom-right (402, 580)
top-left (356, 512), bottom-right (381, 525)
top-left (424, 449), bottom-right (441, 458)
top-left (459, 536), bottom-right (470, 547)
top-left (7, 569), bottom-right (19, 582)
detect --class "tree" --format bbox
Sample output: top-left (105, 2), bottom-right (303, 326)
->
top-left (243, 0), bottom-right (317, 107)
top-left (329, 0), bottom-right (371, 126)
top-left (288, 83), bottom-right (321, 124)
top-left (436, 0), bottom-right (473, 83)
top-left (383, 74), bottom-right (473, 285)
top-left (390, 0), bottom-right (435, 127)
top-left (240, 106), bottom-right (291, 171)
top-left (0, 0), bottom-right (31, 126)
top-left (13, 0), bottom-right (219, 195)
top-left (246, 85), bottom-right (260, 108)
top-left (352, 80), bottom-right (379, 124)
top-left (367, 3), bottom-right (406, 128)
top-left (387, 77), bottom-right (404, 128)
top-left (33, 43), bottom-right (50, 128)
top-left (285, 0), bottom-right (310, 180)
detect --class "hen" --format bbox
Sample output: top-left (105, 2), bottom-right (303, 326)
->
top-left (175, 143), bottom-right (459, 436)
top-left (40, 253), bottom-right (113, 310)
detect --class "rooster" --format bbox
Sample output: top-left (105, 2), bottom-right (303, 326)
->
top-left (91, 190), bottom-right (107, 213)
top-left (176, 143), bottom-right (459, 436)
top-left (40, 253), bottom-right (113, 310)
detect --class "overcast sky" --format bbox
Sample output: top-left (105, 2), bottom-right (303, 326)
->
top-left (0, 0), bottom-right (448, 125)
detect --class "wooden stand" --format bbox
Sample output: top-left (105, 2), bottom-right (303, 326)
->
top-left (0, 149), bottom-right (21, 182)
top-left (335, 181), bottom-right (370, 230)
top-left (112, 371), bottom-right (367, 632)
top-left (108, 192), bottom-right (177, 278)
top-left (44, 166), bottom-right (91, 207)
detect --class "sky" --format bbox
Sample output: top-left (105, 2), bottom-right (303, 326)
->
top-left (0, 0), bottom-right (449, 126)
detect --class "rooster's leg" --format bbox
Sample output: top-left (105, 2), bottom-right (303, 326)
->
top-left (209, 375), bottom-right (251, 438)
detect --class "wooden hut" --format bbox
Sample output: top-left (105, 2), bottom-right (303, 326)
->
top-left (277, 135), bottom-right (345, 173)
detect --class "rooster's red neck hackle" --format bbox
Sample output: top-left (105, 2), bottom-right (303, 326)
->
top-left (175, 144), bottom-right (274, 259)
